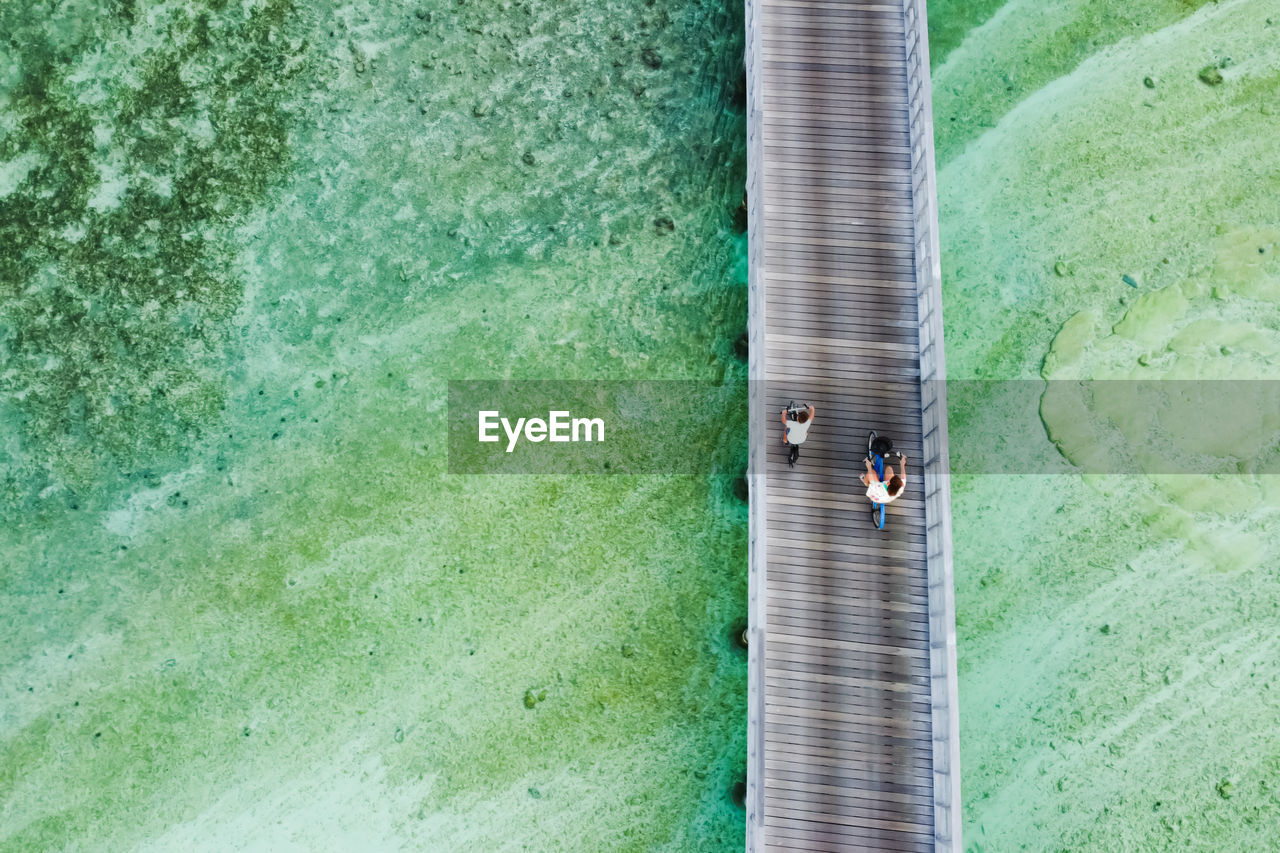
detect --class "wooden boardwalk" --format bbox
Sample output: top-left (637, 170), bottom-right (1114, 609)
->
top-left (744, 1), bottom-right (960, 851)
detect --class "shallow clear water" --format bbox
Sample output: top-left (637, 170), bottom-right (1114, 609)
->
top-left (1, 0), bottom-right (748, 849)
top-left (932, 0), bottom-right (1280, 849)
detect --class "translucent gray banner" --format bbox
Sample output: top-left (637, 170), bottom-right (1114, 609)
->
top-left (447, 380), bottom-right (1279, 475)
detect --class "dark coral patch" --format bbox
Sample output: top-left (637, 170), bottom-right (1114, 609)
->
top-left (0, 0), bottom-right (308, 512)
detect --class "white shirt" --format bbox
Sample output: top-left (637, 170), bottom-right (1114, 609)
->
top-left (866, 480), bottom-right (901, 504)
top-left (785, 418), bottom-right (812, 444)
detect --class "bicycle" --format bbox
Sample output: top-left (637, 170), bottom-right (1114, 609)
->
top-left (865, 430), bottom-right (904, 530)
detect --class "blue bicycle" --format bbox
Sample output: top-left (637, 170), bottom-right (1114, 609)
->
top-left (865, 431), bottom-right (903, 530)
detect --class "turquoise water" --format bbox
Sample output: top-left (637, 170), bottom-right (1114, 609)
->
top-left (932, 0), bottom-right (1280, 849)
top-left (2, 0), bottom-right (748, 848)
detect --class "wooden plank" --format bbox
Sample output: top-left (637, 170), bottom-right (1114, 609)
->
top-left (767, 578), bottom-right (925, 614)
top-left (763, 34), bottom-right (907, 51)
top-left (765, 674), bottom-right (931, 716)
top-left (766, 631), bottom-right (929, 663)
top-left (763, 199), bottom-right (915, 223)
top-left (761, 93), bottom-right (911, 119)
top-left (765, 520), bottom-right (927, 553)
top-left (762, 798), bottom-right (936, 838)
top-left (769, 627), bottom-right (925, 660)
top-left (762, 491), bottom-right (926, 525)
top-left (768, 786), bottom-right (932, 828)
top-left (764, 755), bottom-right (931, 791)
top-left (767, 168), bottom-right (913, 192)
top-left (766, 765), bottom-right (932, 798)
top-left (764, 642), bottom-right (929, 682)
top-left (765, 183), bottom-right (915, 211)
top-left (764, 185), bottom-right (913, 206)
top-left (764, 110), bottom-right (912, 133)
top-left (765, 244), bottom-right (917, 268)
top-left (762, 137), bottom-right (911, 162)
top-left (763, 800), bottom-right (932, 840)
top-left (762, 522), bottom-right (926, 555)
top-left (763, 28), bottom-right (905, 47)
top-left (765, 816), bottom-right (931, 853)
top-left (765, 740), bottom-right (932, 775)
top-left (764, 5), bottom-right (906, 26)
top-left (762, 207), bottom-right (918, 234)
top-left (766, 562), bottom-right (928, 595)
top-left (764, 78), bottom-right (909, 98)
top-left (764, 340), bottom-right (920, 362)
top-left (762, 691), bottom-right (926, 732)
top-left (762, 59), bottom-right (908, 77)
top-left (766, 786), bottom-right (932, 831)
top-left (762, 140), bottom-right (916, 163)
top-left (764, 789), bottom-right (932, 834)
top-left (765, 359), bottom-right (917, 386)
top-left (767, 697), bottom-right (931, 737)
top-left (765, 2), bottom-right (905, 18)
top-left (765, 277), bottom-right (919, 299)
top-left (765, 543), bottom-right (927, 582)
top-left (766, 349), bottom-right (920, 377)
top-left (767, 551), bottom-right (928, 585)
top-left (762, 322), bottom-right (916, 344)
top-left (765, 729), bottom-right (932, 766)
top-left (762, 141), bottom-right (913, 164)
top-left (765, 666), bottom-right (923, 700)
top-left (766, 678), bottom-right (932, 718)
top-left (766, 824), bottom-right (927, 853)
top-left (766, 518), bottom-right (926, 552)
top-left (764, 316), bottom-right (915, 342)
top-left (767, 528), bottom-right (928, 562)
top-left (764, 23), bottom-right (907, 41)
top-left (766, 784), bottom-right (933, 827)
top-left (762, 596), bottom-right (926, 630)
top-left (762, 447), bottom-right (917, 478)
top-left (764, 192), bottom-right (913, 218)
top-left (764, 84), bottom-right (911, 108)
top-left (767, 332), bottom-right (915, 355)
top-left (769, 776), bottom-right (932, 812)
top-left (765, 1), bottom-right (904, 17)
top-left (765, 28), bottom-right (908, 47)
top-left (761, 47), bottom-right (907, 67)
top-left (765, 74), bottom-right (909, 93)
top-left (767, 331), bottom-right (915, 355)
top-left (762, 174), bottom-right (916, 197)
top-left (765, 730), bottom-right (932, 768)
top-left (766, 0), bottom-right (904, 13)
top-left (761, 115), bottom-right (913, 137)
top-left (766, 584), bottom-right (924, 617)
top-left (764, 277), bottom-right (915, 299)
top-left (765, 756), bottom-right (933, 797)
top-left (763, 747), bottom-right (930, 784)
top-left (761, 412), bottom-right (923, 440)
top-left (770, 610), bottom-right (928, 645)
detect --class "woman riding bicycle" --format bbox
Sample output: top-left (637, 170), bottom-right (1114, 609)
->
top-left (861, 452), bottom-right (907, 504)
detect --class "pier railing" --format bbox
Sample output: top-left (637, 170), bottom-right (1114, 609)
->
top-left (903, 1), bottom-right (962, 848)
top-left (743, 0), bottom-right (768, 844)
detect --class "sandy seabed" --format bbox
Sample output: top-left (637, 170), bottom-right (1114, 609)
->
top-left (933, 0), bottom-right (1280, 848)
top-left (1, 0), bottom-right (748, 849)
